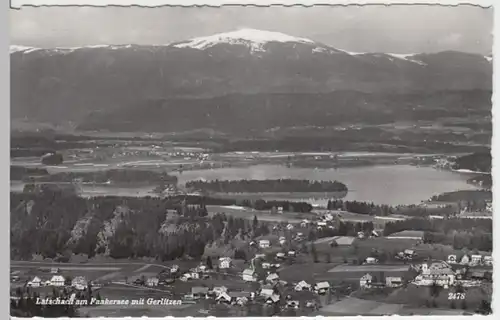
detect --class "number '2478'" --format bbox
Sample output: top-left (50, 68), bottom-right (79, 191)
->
top-left (448, 292), bottom-right (466, 300)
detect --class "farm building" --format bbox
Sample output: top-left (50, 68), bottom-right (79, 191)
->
top-left (219, 257), bottom-right (232, 269)
top-left (386, 230), bottom-right (425, 240)
top-left (470, 255), bottom-right (482, 265)
top-left (259, 240), bottom-right (270, 248)
top-left (27, 276), bottom-right (42, 288)
top-left (242, 269), bottom-right (257, 282)
top-left (483, 256), bottom-right (493, 266)
top-left (294, 280), bottom-right (312, 291)
top-left (314, 281), bottom-right (331, 294)
top-left (71, 276), bottom-right (88, 290)
top-left (266, 273), bottom-right (280, 284)
top-left (50, 275), bottom-right (65, 287)
top-left (146, 277), bottom-right (159, 287)
top-left (265, 294), bottom-right (281, 305)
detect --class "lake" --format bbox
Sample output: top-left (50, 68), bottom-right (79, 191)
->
top-left (172, 164), bottom-right (478, 206)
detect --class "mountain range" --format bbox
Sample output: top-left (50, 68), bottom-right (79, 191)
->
top-left (10, 29), bottom-right (492, 134)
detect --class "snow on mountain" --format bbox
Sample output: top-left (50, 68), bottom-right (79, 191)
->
top-left (10, 45), bottom-right (40, 54)
top-left (172, 28), bottom-right (316, 52)
top-left (386, 53), bottom-right (427, 65)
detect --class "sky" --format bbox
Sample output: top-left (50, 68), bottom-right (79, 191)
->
top-left (9, 5), bottom-right (493, 54)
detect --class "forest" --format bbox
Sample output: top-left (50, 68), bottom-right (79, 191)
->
top-left (383, 218), bottom-right (492, 252)
top-left (185, 179), bottom-right (348, 193)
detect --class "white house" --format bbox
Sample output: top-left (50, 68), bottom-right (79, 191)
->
top-left (460, 255), bottom-right (470, 265)
top-left (254, 253), bottom-right (266, 260)
top-left (180, 273), bottom-right (193, 282)
top-left (294, 280), bottom-right (312, 291)
top-left (27, 276), bottom-right (42, 288)
top-left (314, 281), bottom-right (330, 294)
top-left (146, 277), bottom-right (159, 287)
top-left (219, 257), bottom-right (232, 269)
top-left (215, 292), bottom-right (232, 304)
top-left (286, 224), bottom-right (294, 230)
top-left (279, 237), bottom-right (286, 245)
top-left (212, 286), bottom-right (228, 295)
top-left (50, 275), bottom-right (65, 287)
top-left (262, 262), bottom-right (271, 269)
top-left (259, 287), bottom-right (275, 298)
top-left (365, 257), bottom-right (379, 264)
top-left (357, 231), bottom-right (365, 239)
top-left (276, 252), bottom-right (286, 259)
top-left (71, 276), bottom-right (88, 290)
top-left (470, 255), bottom-right (482, 266)
top-left (288, 250), bottom-right (296, 257)
top-left (242, 269), bottom-right (257, 282)
top-left (447, 254), bottom-right (457, 264)
top-left (266, 273), bottom-right (280, 284)
top-left (300, 220), bottom-right (310, 227)
top-left (265, 294), bottom-right (281, 305)
top-left (286, 300), bottom-right (300, 309)
top-left (385, 276), bottom-right (403, 287)
top-left (360, 273), bottom-right (373, 288)
top-left (170, 265), bottom-right (180, 274)
top-left (259, 240), bottom-right (270, 248)
top-left (483, 256), bottom-right (493, 266)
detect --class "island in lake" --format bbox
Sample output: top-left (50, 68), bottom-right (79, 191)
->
top-left (185, 178), bottom-right (348, 193)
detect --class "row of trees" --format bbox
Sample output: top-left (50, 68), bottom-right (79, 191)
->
top-left (186, 179), bottom-right (348, 193)
top-left (326, 199), bottom-right (455, 217)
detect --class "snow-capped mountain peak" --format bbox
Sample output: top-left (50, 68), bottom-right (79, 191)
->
top-left (172, 28), bottom-right (316, 51)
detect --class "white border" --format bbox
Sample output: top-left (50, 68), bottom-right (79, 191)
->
top-left (5, 1), bottom-right (497, 320)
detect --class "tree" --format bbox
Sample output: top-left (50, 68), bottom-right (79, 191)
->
top-left (311, 243), bottom-right (319, 263)
top-left (206, 256), bottom-right (213, 270)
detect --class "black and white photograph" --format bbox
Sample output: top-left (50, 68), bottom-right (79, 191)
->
top-left (9, 2), bottom-right (494, 317)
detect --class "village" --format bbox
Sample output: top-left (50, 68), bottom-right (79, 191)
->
top-left (10, 209), bottom-right (493, 317)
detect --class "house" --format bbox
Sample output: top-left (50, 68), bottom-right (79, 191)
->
top-left (295, 280), bottom-right (312, 291)
top-left (146, 277), bottom-right (159, 287)
top-left (170, 265), bottom-right (180, 274)
top-left (259, 287), bottom-right (275, 298)
top-left (215, 292), bottom-right (232, 304)
top-left (414, 263), bottom-right (456, 287)
top-left (191, 287), bottom-right (209, 299)
top-left (276, 252), bottom-right (286, 260)
top-left (180, 273), bottom-right (193, 282)
top-left (71, 276), bottom-right (88, 290)
top-left (254, 253), bottom-right (266, 260)
top-left (286, 224), bottom-right (294, 230)
top-left (279, 237), bottom-right (286, 245)
top-left (357, 231), bottom-right (365, 239)
top-left (230, 292), bottom-right (251, 305)
top-left (286, 300), bottom-right (300, 309)
top-left (242, 269), bottom-right (257, 282)
top-left (259, 240), bottom-right (270, 248)
top-left (191, 272), bottom-right (200, 279)
top-left (271, 263), bottom-right (281, 269)
top-left (365, 257), bottom-right (379, 264)
top-left (265, 294), bottom-right (281, 304)
top-left (317, 221), bottom-right (327, 227)
top-left (266, 273), bottom-right (280, 284)
top-left (360, 273), bottom-right (373, 289)
top-left (277, 207), bottom-right (284, 214)
top-left (371, 230), bottom-right (381, 237)
top-left (50, 275), bottom-right (65, 287)
top-left (447, 255), bottom-right (457, 264)
top-left (460, 255), bottom-right (470, 265)
top-left (212, 286), bottom-right (228, 295)
top-left (288, 250), bottom-right (296, 257)
top-left (404, 249), bottom-right (416, 257)
top-left (27, 276), bottom-right (42, 288)
top-left (300, 220), bottom-right (310, 227)
top-left (314, 281), bottom-right (330, 295)
top-left (385, 276), bottom-right (403, 287)
top-left (262, 262), bottom-right (271, 269)
top-left (219, 257), bottom-right (232, 269)
top-left (483, 256), bottom-right (493, 266)
top-left (470, 255), bottom-right (482, 266)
